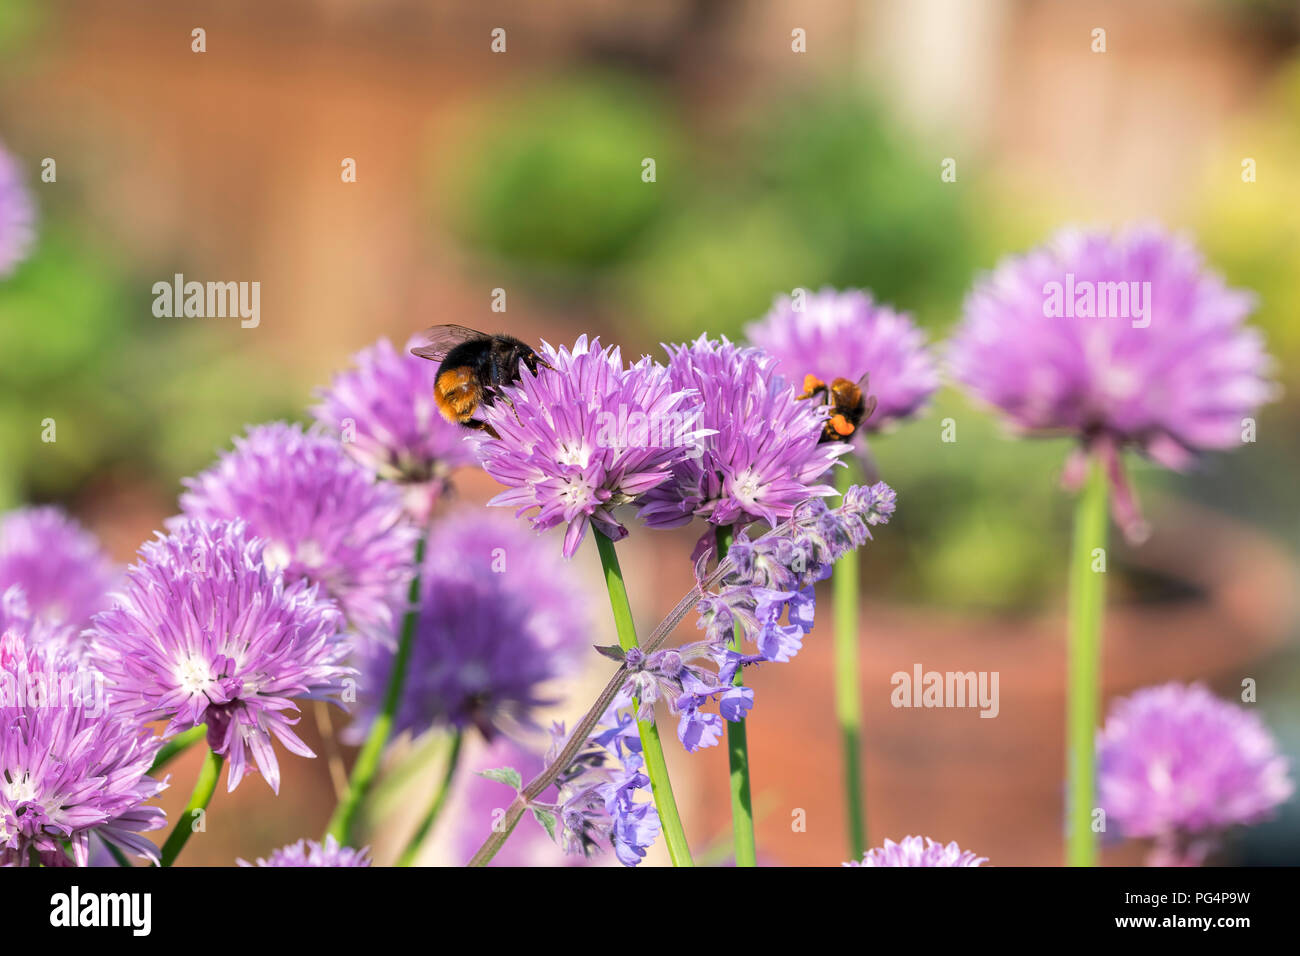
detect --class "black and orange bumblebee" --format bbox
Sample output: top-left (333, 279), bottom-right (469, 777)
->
top-left (796, 373), bottom-right (877, 443)
top-left (410, 325), bottom-right (549, 438)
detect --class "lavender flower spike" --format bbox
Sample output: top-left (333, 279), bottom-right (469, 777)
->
top-left (92, 520), bottom-right (352, 793)
top-left (479, 335), bottom-right (708, 557)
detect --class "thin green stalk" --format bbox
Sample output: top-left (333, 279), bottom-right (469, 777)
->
top-left (326, 533), bottom-right (427, 845)
top-left (148, 725), bottom-right (206, 775)
top-left (594, 532), bottom-right (694, 867)
top-left (833, 465), bottom-right (866, 859)
top-left (105, 842), bottom-right (132, 868)
top-left (396, 730), bottom-right (464, 867)
top-left (1067, 459), bottom-right (1109, 866)
top-left (467, 514), bottom-right (813, 866)
top-left (159, 747), bottom-right (223, 867)
top-left (715, 525), bottom-right (756, 867)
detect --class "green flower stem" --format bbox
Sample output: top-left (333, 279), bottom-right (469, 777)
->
top-left (326, 533), bottom-right (427, 845)
top-left (1067, 458), bottom-right (1109, 866)
top-left (105, 842), bottom-right (132, 868)
top-left (466, 516), bottom-right (811, 866)
top-left (159, 747), bottom-right (223, 867)
top-left (715, 525), bottom-right (756, 867)
top-left (833, 465), bottom-right (867, 859)
top-left (594, 532), bottom-right (694, 867)
top-left (396, 729), bottom-right (464, 867)
top-left (148, 725), bottom-right (206, 775)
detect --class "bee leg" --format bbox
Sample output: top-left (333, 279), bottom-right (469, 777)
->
top-left (464, 418), bottom-right (501, 440)
top-left (496, 391), bottom-right (525, 426)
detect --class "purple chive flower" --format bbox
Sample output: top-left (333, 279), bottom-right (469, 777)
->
top-left (311, 337), bottom-right (480, 523)
top-left (349, 509), bottom-right (590, 741)
top-left (638, 335), bottom-right (848, 533)
top-left (1097, 683), bottom-right (1292, 865)
top-left (845, 835), bottom-right (987, 867)
top-left (91, 520), bottom-right (352, 793)
top-left (949, 224), bottom-right (1276, 540)
top-left (1, 603), bottom-right (167, 867)
top-left (0, 143), bottom-right (34, 278)
top-left (678, 483), bottom-right (897, 752)
top-left (237, 835), bottom-right (371, 867)
top-left (0, 507), bottom-right (118, 635)
top-left (176, 422), bottom-right (418, 646)
top-left (478, 335), bottom-right (708, 558)
top-left (746, 288), bottom-right (939, 431)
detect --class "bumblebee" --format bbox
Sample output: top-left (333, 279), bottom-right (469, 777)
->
top-left (796, 373), bottom-right (877, 442)
top-left (410, 325), bottom-right (548, 437)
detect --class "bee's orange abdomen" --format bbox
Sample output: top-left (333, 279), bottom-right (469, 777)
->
top-left (434, 366), bottom-right (482, 423)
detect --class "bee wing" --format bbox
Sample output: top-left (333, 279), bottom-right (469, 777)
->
top-left (410, 324), bottom-right (490, 362)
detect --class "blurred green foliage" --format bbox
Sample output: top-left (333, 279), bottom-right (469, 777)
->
top-left (0, 223), bottom-right (296, 509)
top-left (448, 75), bottom-right (681, 283)
top-left (448, 76), bottom-right (983, 342)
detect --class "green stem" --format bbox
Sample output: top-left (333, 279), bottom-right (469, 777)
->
top-left (105, 842), bottom-right (132, 868)
top-left (594, 532), bottom-right (694, 867)
top-left (148, 725), bottom-right (206, 775)
top-left (396, 730), bottom-right (464, 867)
top-left (715, 525), bottom-right (756, 867)
top-left (833, 465), bottom-right (867, 859)
top-left (1067, 458), bottom-right (1109, 867)
top-left (159, 747), bottom-right (223, 867)
top-left (326, 533), bottom-right (427, 845)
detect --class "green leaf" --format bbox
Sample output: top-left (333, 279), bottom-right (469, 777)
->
top-left (593, 643), bottom-right (625, 662)
top-left (530, 807), bottom-right (558, 843)
top-left (475, 767), bottom-right (522, 791)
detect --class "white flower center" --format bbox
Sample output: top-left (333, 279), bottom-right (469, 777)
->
top-left (263, 541), bottom-right (292, 573)
top-left (731, 468), bottom-right (762, 506)
top-left (2, 771), bottom-right (37, 804)
top-left (556, 441), bottom-right (591, 468)
top-left (174, 653), bottom-right (216, 697)
top-left (559, 476), bottom-right (596, 510)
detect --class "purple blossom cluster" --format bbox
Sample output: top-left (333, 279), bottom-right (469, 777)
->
top-left (0, 507), bottom-right (118, 636)
top-left (238, 835), bottom-right (372, 867)
top-left (1, 593), bottom-right (166, 866)
top-left (0, 142), bottom-right (34, 278)
top-left (92, 520), bottom-right (353, 793)
top-left (845, 835), bottom-right (987, 867)
top-left (948, 225), bottom-right (1276, 539)
top-left (1097, 683), bottom-right (1292, 864)
top-left (479, 335), bottom-right (709, 557)
top-left (746, 288), bottom-right (939, 432)
top-left (350, 509), bottom-right (589, 741)
top-left (312, 336), bottom-right (479, 523)
top-left (176, 422), bottom-right (418, 646)
top-left (638, 335), bottom-right (848, 531)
